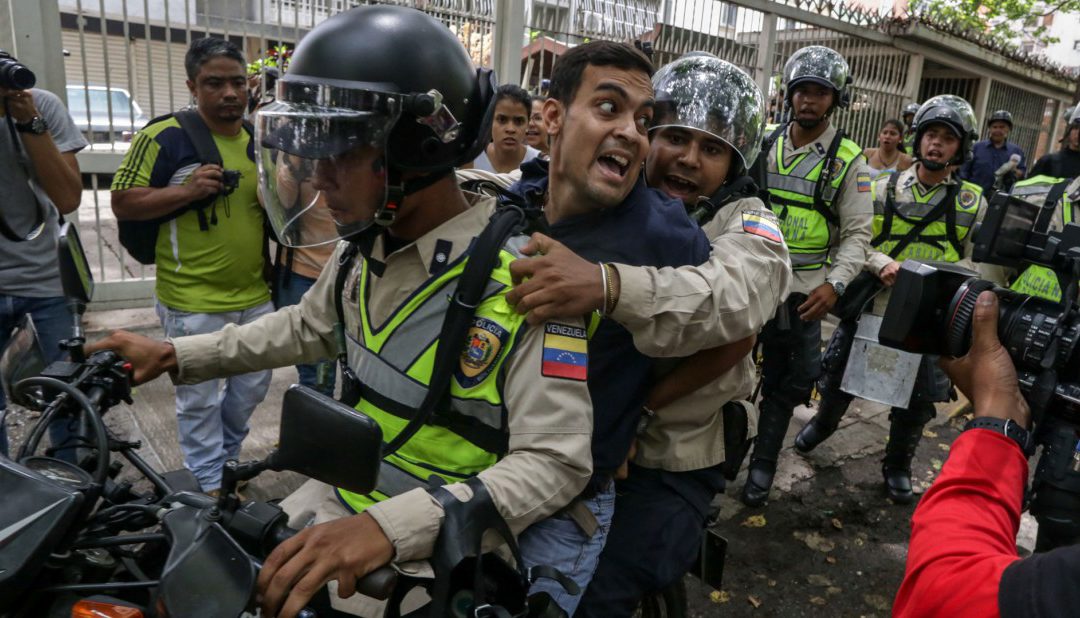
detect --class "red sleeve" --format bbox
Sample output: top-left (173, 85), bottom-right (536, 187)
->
top-left (893, 429), bottom-right (1028, 618)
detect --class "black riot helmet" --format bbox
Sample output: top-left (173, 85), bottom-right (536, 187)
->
top-left (782, 46), bottom-right (852, 114)
top-left (902, 102), bottom-right (920, 124)
top-left (987, 109), bottom-right (1013, 129)
top-left (912, 94), bottom-right (978, 170)
top-left (256, 5), bottom-right (496, 247)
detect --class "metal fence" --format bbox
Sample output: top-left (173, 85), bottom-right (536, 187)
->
top-left (2, 0), bottom-right (1073, 307)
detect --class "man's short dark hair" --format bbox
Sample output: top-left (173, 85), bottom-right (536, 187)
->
top-left (548, 41), bottom-right (653, 106)
top-left (185, 37), bottom-right (245, 81)
top-left (494, 84), bottom-right (531, 115)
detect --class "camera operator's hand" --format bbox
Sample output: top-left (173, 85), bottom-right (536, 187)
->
top-left (878, 261), bottom-right (900, 287)
top-left (797, 282), bottom-right (838, 321)
top-left (0, 87), bottom-right (39, 123)
top-left (939, 291), bottom-right (1030, 428)
top-left (184, 164), bottom-right (225, 202)
top-left (84, 330), bottom-right (178, 385)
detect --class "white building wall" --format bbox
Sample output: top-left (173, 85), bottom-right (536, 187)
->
top-left (1042, 11), bottom-right (1080, 69)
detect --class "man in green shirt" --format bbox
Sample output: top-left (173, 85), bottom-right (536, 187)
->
top-left (110, 37), bottom-right (272, 493)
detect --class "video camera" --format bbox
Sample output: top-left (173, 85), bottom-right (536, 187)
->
top-left (879, 191), bottom-right (1080, 419)
top-left (0, 50), bottom-right (36, 90)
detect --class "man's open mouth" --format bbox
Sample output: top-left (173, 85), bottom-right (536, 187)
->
top-left (597, 153), bottom-right (630, 177)
top-left (664, 174), bottom-right (698, 194)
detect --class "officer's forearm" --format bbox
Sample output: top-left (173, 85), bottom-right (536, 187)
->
top-left (22, 136), bottom-right (82, 214)
top-left (646, 335), bottom-right (755, 411)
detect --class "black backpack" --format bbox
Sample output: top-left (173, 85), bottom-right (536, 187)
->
top-left (117, 110), bottom-right (253, 265)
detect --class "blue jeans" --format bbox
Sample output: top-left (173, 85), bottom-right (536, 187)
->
top-left (517, 480), bottom-right (616, 615)
top-left (156, 300), bottom-right (274, 491)
top-left (0, 295), bottom-right (74, 458)
top-left (273, 268), bottom-right (335, 396)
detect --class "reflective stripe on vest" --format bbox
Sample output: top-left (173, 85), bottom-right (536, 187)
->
top-left (1009, 176), bottom-right (1074, 302)
top-left (767, 131), bottom-right (861, 270)
top-left (872, 180), bottom-right (980, 263)
top-left (336, 242), bottom-right (528, 514)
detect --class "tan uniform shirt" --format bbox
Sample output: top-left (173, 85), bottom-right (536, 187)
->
top-left (611, 196), bottom-right (792, 358)
top-left (171, 195), bottom-right (593, 563)
top-left (628, 197), bottom-right (788, 471)
top-left (865, 165), bottom-right (1010, 314)
top-left (767, 123), bottom-right (873, 296)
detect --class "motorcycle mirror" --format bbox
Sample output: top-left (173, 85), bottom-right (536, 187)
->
top-left (156, 513), bottom-right (255, 617)
top-left (268, 385), bottom-right (383, 495)
top-left (57, 222), bottom-right (94, 308)
top-left (0, 315), bottom-right (46, 408)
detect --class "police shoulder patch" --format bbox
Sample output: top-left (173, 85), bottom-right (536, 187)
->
top-left (856, 172), bottom-right (872, 193)
top-left (958, 189), bottom-right (977, 208)
top-left (541, 322), bottom-right (588, 381)
top-left (741, 210), bottom-right (783, 243)
top-left (456, 316), bottom-right (509, 388)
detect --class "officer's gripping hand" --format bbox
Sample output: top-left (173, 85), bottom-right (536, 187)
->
top-left (507, 233), bottom-right (605, 325)
top-left (878, 261), bottom-right (901, 287)
top-left (257, 513), bottom-right (394, 618)
top-left (83, 331), bottom-right (177, 385)
top-left (797, 283), bottom-right (838, 321)
top-left (939, 291), bottom-right (1030, 428)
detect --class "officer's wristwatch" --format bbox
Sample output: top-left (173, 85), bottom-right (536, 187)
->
top-left (827, 280), bottom-right (846, 297)
top-left (963, 417), bottom-right (1033, 456)
top-left (15, 115), bottom-right (48, 135)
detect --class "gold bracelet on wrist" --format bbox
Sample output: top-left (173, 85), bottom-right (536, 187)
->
top-left (603, 263), bottom-right (619, 315)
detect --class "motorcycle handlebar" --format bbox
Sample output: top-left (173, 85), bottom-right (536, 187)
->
top-left (267, 521), bottom-right (399, 601)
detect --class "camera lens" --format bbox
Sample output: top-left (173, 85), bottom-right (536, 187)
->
top-left (0, 57), bottom-right (36, 90)
top-left (945, 280), bottom-right (1080, 382)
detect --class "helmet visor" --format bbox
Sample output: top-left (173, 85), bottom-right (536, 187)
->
top-left (256, 91), bottom-right (399, 248)
top-left (651, 57), bottom-right (765, 172)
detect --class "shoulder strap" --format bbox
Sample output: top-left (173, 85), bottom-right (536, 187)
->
top-left (1038, 178), bottom-right (1073, 230)
top-left (686, 176), bottom-right (758, 225)
top-left (172, 109), bottom-right (226, 231)
top-left (870, 171), bottom-right (901, 248)
top-left (943, 182), bottom-right (964, 259)
top-left (811, 129), bottom-right (847, 229)
top-left (751, 123), bottom-right (787, 210)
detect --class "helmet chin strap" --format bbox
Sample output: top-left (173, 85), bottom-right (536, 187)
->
top-left (920, 158), bottom-right (947, 172)
top-left (371, 156), bottom-right (454, 227)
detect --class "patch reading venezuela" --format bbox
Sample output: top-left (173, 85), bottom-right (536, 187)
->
top-left (857, 172), bottom-right (872, 193)
top-left (741, 210), bottom-right (783, 243)
top-left (541, 323), bottom-right (588, 381)
top-left (456, 317), bottom-right (509, 388)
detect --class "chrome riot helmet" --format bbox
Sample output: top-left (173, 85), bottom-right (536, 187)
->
top-left (650, 53), bottom-right (765, 175)
top-left (782, 45), bottom-right (852, 116)
top-left (912, 94), bottom-right (978, 170)
top-left (902, 103), bottom-right (921, 119)
top-left (256, 5), bottom-right (495, 247)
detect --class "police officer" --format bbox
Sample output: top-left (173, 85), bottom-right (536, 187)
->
top-left (794, 95), bottom-right (1009, 503)
top-left (572, 54), bottom-right (789, 616)
top-left (902, 102), bottom-right (921, 154)
top-left (741, 45), bottom-right (873, 507)
top-left (85, 7), bottom-right (593, 618)
top-left (1007, 173), bottom-right (1080, 302)
top-left (1031, 105), bottom-right (1080, 179)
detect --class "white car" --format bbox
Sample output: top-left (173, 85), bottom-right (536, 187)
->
top-left (66, 85), bottom-right (149, 151)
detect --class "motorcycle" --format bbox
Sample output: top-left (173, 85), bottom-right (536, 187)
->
top-left (0, 223), bottom-right (567, 618)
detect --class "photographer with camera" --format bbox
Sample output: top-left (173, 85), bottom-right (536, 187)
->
top-left (795, 95), bottom-right (1009, 503)
top-left (893, 290), bottom-right (1080, 618)
top-left (0, 50), bottom-right (88, 456)
top-left (109, 37), bottom-right (272, 495)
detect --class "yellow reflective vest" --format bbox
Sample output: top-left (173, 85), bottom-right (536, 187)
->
top-left (1008, 175), bottom-right (1076, 302)
top-left (871, 173), bottom-right (981, 264)
top-left (336, 240), bottom-right (531, 514)
top-left (766, 124), bottom-right (863, 270)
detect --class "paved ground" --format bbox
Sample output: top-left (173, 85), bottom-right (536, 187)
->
top-left (7, 307), bottom-right (1036, 615)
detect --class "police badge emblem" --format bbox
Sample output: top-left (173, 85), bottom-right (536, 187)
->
top-left (830, 158), bottom-right (845, 178)
top-left (456, 317), bottom-right (509, 388)
top-left (959, 189), bottom-right (976, 208)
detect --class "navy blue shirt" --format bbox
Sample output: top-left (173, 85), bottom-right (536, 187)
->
top-left (511, 158), bottom-right (710, 473)
top-left (959, 139), bottom-right (1026, 195)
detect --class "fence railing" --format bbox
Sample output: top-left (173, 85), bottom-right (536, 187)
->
top-left (1, 0), bottom-right (1072, 308)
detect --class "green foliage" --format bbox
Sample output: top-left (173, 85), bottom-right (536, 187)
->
top-left (915, 0), bottom-right (1080, 47)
